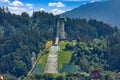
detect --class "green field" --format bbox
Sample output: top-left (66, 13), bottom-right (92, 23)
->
top-left (48, 73), bottom-right (66, 78)
top-left (37, 54), bottom-right (48, 70)
top-left (59, 41), bottom-right (74, 50)
top-left (58, 41), bottom-right (73, 70)
top-left (58, 50), bottom-right (72, 70)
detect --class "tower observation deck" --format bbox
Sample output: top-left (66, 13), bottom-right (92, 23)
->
top-left (58, 16), bottom-right (66, 40)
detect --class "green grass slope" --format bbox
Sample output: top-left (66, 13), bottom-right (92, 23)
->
top-left (37, 54), bottom-right (48, 70)
top-left (58, 41), bottom-right (74, 70)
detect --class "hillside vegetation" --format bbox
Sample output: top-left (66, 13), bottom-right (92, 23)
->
top-left (37, 54), bottom-right (48, 71)
top-left (0, 7), bottom-right (120, 79)
top-left (63, 0), bottom-right (120, 27)
top-left (58, 42), bottom-right (73, 70)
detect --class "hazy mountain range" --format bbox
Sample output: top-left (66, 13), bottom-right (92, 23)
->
top-left (63, 0), bottom-right (120, 27)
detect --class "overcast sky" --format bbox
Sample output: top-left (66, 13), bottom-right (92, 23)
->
top-left (0, 0), bottom-right (108, 15)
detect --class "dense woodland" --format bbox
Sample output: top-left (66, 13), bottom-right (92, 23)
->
top-left (0, 7), bottom-right (120, 79)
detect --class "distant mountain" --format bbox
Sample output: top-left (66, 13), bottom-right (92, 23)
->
top-left (63, 0), bottom-right (120, 27)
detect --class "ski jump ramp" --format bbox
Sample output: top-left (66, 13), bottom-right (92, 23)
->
top-left (44, 45), bottom-right (60, 73)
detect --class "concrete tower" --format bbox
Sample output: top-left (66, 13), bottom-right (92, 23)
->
top-left (58, 16), bottom-right (66, 40)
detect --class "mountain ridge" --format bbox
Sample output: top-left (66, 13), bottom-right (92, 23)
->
top-left (63, 0), bottom-right (120, 27)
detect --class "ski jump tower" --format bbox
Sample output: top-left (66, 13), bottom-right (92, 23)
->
top-left (44, 17), bottom-right (66, 74)
top-left (58, 16), bottom-right (66, 40)
top-left (55, 16), bottom-right (66, 44)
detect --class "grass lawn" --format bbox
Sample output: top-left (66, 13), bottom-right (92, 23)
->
top-left (58, 41), bottom-right (73, 70)
top-left (58, 50), bottom-right (72, 70)
top-left (59, 41), bottom-right (74, 50)
top-left (51, 73), bottom-right (66, 78)
top-left (37, 54), bottom-right (48, 70)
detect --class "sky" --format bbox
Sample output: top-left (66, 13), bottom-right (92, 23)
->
top-left (0, 0), bottom-right (107, 15)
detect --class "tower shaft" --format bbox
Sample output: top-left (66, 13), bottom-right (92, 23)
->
top-left (58, 17), bottom-right (66, 40)
top-left (59, 21), bottom-right (65, 40)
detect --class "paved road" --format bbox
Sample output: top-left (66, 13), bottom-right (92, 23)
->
top-left (44, 46), bottom-right (60, 73)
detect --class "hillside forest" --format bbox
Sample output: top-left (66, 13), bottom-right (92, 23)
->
top-left (0, 7), bottom-right (120, 79)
